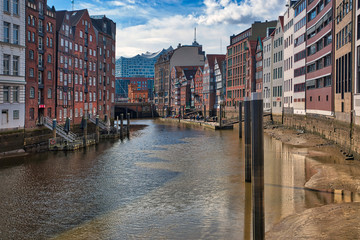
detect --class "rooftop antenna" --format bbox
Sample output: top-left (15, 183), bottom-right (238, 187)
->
top-left (71, 0), bottom-right (74, 11)
top-left (194, 27), bottom-right (196, 43)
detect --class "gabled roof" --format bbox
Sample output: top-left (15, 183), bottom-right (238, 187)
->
top-left (183, 69), bottom-right (198, 80)
top-left (206, 54), bottom-right (226, 69)
top-left (278, 16), bottom-right (284, 31)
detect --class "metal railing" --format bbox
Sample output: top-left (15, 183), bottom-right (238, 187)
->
top-left (43, 116), bottom-right (79, 142)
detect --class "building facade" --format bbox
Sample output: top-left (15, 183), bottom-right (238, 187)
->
top-left (128, 83), bottom-right (148, 103)
top-left (334, 0), bottom-right (353, 122)
top-left (263, 33), bottom-right (274, 112)
top-left (305, 0), bottom-right (334, 116)
top-left (272, 17), bottom-right (284, 115)
top-left (25, 0), bottom-right (56, 128)
top-left (91, 15), bottom-right (116, 119)
top-left (214, 57), bottom-right (226, 110)
top-left (354, 0), bottom-right (360, 124)
top-left (293, 0), bottom-right (307, 115)
top-left (283, 3), bottom-right (295, 113)
top-left (194, 67), bottom-right (203, 110)
top-left (154, 43), bottom-right (205, 116)
top-left (226, 21), bottom-right (277, 108)
top-left (1, 0), bottom-right (26, 130)
top-left (202, 54), bottom-right (225, 116)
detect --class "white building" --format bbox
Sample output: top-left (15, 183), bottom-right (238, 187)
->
top-left (271, 17), bottom-right (284, 115)
top-left (283, 2), bottom-right (295, 113)
top-left (292, 0), bottom-right (307, 115)
top-left (262, 32), bottom-right (274, 112)
top-left (355, 0), bottom-right (360, 124)
top-left (0, 0), bottom-right (26, 130)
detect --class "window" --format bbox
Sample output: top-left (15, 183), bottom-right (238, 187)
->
top-left (28, 87), bottom-right (35, 99)
top-left (3, 86), bottom-right (9, 102)
top-left (29, 108), bottom-right (34, 120)
top-left (3, 0), bottom-right (9, 12)
top-left (3, 54), bottom-right (10, 75)
top-left (12, 87), bottom-right (19, 103)
top-left (29, 68), bottom-right (34, 77)
top-left (3, 22), bottom-right (10, 43)
top-left (47, 88), bottom-right (52, 99)
top-left (13, 56), bottom-right (19, 76)
top-left (13, 110), bottom-right (19, 120)
top-left (13, 25), bottom-right (19, 44)
top-left (47, 54), bottom-right (52, 63)
top-left (47, 71), bottom-right (52, 80)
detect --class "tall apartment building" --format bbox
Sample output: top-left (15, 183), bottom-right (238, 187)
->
top-left (263, 32), bottom-right (274, 112)
top-left (25, 0), bottom-right (56, 128)
top-left (293, 0), bottom-right (307, 115)
top-left (91, 15), bottom-right (116, 119)
top-left (272, 17), bottom-right (284, 115)
top-left (154, 42), bottom-right (205, 115)
top-left (202, 54), bottom-right (225, 116)
top-left (283, 3), bottom-right (295, 113)
top-left (334, 0), bottom-right (354, 122)
top-left (56, 9), bottom-right (98, 124)
top-left (305, 0), bottom-right (333, 116)
top-left (226, 21), bottom-right (277, 107)
top-left (1, 0), bottom-right (26, 130)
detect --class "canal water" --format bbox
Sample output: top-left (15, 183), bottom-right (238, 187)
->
top-left (0, 119), bottom-right (358, 239)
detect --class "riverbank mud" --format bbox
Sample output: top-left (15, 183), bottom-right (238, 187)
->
top-left (265, 123), bottom-right (360, 239)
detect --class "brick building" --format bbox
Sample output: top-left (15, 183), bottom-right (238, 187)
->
top-left (226, 21), bottom-right (277, 108)
top-left (56, 9), bottom-right (98, 124)
top-left (25, 0), bottom-right (56, 128)
top-left (91, 15), bottom-right (116, 120)
top-left (128, 83), bottom-right (148, 103)
top-left (194, 67), bottom-right (204, 111)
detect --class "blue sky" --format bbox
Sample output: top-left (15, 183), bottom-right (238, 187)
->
top-left (48, 0), bottom-right (286, 57)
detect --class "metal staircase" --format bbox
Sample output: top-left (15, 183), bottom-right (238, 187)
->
top-left (88, 115), bottom-right (113, 132)
top-left (43, 116), bottom-right (79, 142)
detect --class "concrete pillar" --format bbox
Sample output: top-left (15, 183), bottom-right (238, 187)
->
top-left (239, 101), bottom-right (242, 138)
top-left (120, 113), bottom-right (124, 140)
top-left (244, 97), bottom-right (251, 182)
top-left (127, 113), bottom-right (130, 138)
top-left (52, 119), bottom-right (57, 139)
top-left (251, 92), bottom-right (264, 240)
top-left (136, 106), bottom-right (139, 118)
top-left (95, 115), bottom-right (100, 144)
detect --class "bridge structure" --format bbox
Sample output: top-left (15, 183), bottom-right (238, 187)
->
top-left (112, 102), bottom-right (157, 119)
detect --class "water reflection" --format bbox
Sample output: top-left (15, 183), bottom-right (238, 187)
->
top-left (0, 119), bottom-right (357, 239)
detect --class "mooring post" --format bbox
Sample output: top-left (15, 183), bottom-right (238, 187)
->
top-left (251, 92), bottom-right (264, 240)
top-left (244, 97), bottom-right (251, 182)
top-left (95, 115), bottom-right (100, 144)
top-left (127, 113), bottom-right (130, 138)
top-left (219, 104), bottom-right (222, 128)
top-left (83, 117), bottom-right (88, 147)
top-left (204, 105), bottom-right (206, 122)
top-left (239, 101), bottom-right (243, 138)
top-left (52, 119), bottom-right (57, 139)
top-left (182, 105), bottom-right (185, 119)
top-left (120, 113), bottom-right (124, 140)
top-left (151, 104), bottom-right (154, 118)
top-left (116, 116), bottom-right (119, 135)
top-left (136, 106), bottom-right (139, 119)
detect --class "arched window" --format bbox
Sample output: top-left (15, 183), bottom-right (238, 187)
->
top-left (47, 88), bottom-right (52, 99)
top-left (28, 16), bottom-right (31, 25)
top-left (32, 17), bottom-right (35, 26)
top-left (30, 87), bottom-right (35, 98)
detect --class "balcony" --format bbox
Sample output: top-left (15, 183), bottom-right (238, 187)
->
top-left (38, 27), bottom-right (44, 37)
top-left (39, 14), bottom-right (44, 20)
top-left (85, 26), bottom-right (88, 34)
top-left (84, 68), bottom-right (88, 77)
top-left (84, 85), bottom-right (88, 93)
top-left (84, 53), bottom-right (88, 61)
top-left (38, 97), bottom-right (44, 105)
top-left (38, 83), bottom-right (44, 89)
top-left (85, 39), bottom-right (88, 47)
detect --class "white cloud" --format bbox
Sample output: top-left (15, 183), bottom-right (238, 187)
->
top-left (76, 0), bottom-right (287, 57)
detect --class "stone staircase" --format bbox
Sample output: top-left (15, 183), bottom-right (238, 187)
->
top-left (43, 116), bottom-right (79, 143)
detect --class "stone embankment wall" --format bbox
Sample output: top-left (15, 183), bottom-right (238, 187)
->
top-left (271, 114), bottom-right (360, 154)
